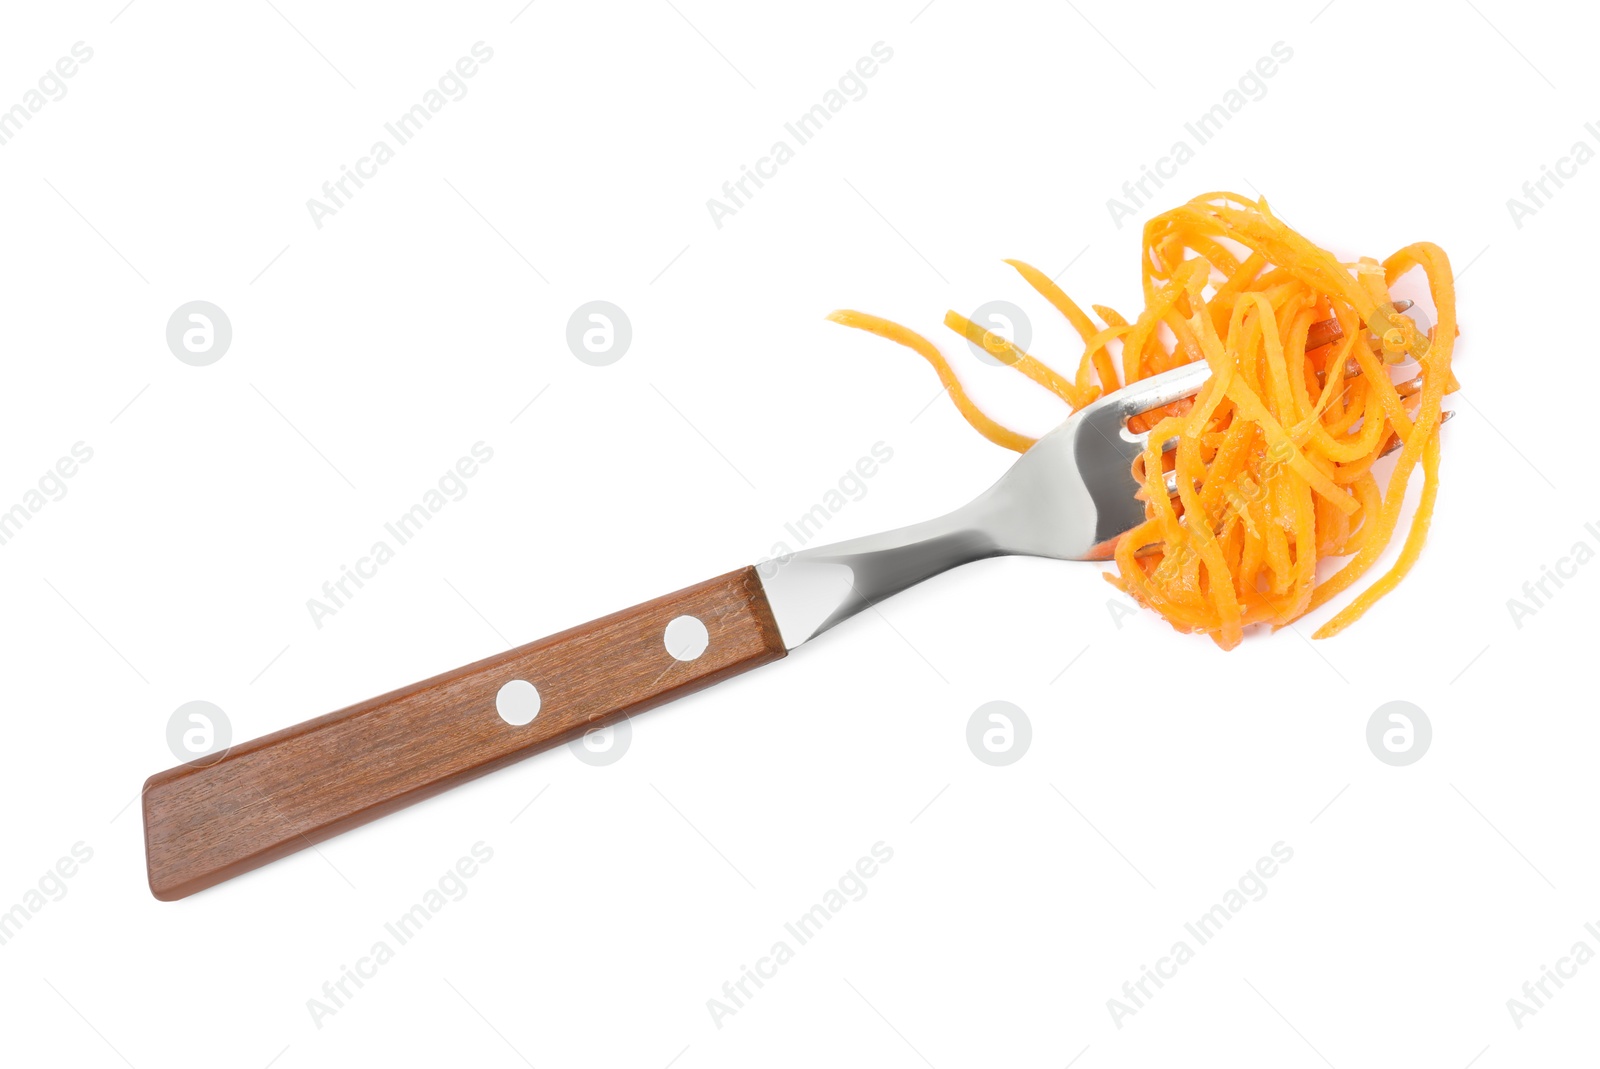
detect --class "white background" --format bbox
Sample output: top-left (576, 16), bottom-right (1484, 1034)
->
top-left (1, 1), bottom-right (1595, 1066)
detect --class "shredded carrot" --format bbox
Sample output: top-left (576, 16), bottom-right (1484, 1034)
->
top-left (827, 192), bottom-right (1457, 649)
top-left (825, 309), bottom-right (1036, 453)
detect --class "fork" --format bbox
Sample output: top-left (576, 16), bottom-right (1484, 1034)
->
top-left (763, 302), bottom-right (1445, 640)
top-left (142, 310), bottom-right (1440, 899)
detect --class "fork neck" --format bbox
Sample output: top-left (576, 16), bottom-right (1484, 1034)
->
top-left (753, 494), bottom-right (1006, 648)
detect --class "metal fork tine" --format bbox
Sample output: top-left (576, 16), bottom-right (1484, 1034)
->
top-left (1149, 370), bottom-right (1427, 464)
top-left (1326, 371), bottom-right (1425, 400)
top-left (1310, 301), bottom-right (1421, 382)
top-left (1376, 408), bottom-right (1453, 458)
top-left (1306, 318), bottom-right (1340, 351)
top-left (1305, 301), bottom-right (1412, 352)
top-left (1157, 408), bottom-right (1453, 498)
top-left (1105, 361), bottom-right (1212, 419)
top-left (1113, 300), bottom-right (1420, 420)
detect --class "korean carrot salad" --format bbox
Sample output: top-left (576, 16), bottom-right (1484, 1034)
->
top-left (830, 192), bottom-right (1457, 649)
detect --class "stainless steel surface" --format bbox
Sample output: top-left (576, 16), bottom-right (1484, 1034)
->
top-left (758, 360), bottom-right (1208, 649)
top-left (758, 305), bottom-right (1441, 649)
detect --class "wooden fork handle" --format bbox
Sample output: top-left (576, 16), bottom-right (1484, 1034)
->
top-left (142, 566), bottom-right (786, 901)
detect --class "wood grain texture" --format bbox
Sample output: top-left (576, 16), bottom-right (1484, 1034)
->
top-left (143, 566), bottom-right (784, 901)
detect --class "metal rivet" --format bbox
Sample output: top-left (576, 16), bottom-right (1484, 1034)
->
top-left (495, 679), bottom-right (541, 725)
top-left (664, 615), bottom-right (710, 661)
